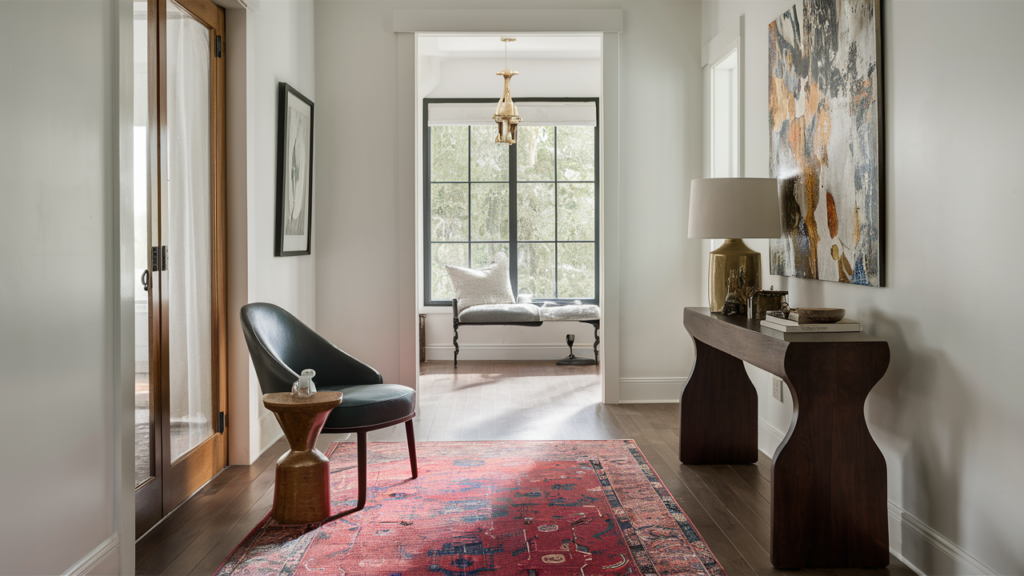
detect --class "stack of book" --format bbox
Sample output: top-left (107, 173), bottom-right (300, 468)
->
top-left (761, 315), bottom-right (861, 333)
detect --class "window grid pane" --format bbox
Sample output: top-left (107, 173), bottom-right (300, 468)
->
top-left (470, 125), bottom-right (509, 182)
top-left (471, 243), bottom-right (509, 269)
top-left (426, 117), bottom-right (597, 303)
top-left (430, 126), bottom-right (468, 182)
top-left (430, 183), bottom-right (469, 242)
top-left (471, 183), bottom-right (509, 241)
top-left (430, 242), bottom-right (469, 299)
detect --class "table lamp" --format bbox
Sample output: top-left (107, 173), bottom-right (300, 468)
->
top-left (688, 178), bottom-right (782, 313)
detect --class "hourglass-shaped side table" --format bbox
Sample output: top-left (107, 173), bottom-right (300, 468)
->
top-left (262, 391), bottom-right (343, 525)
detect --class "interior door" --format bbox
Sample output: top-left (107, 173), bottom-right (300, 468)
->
top-left (136, 0), bottom-right (227, 536)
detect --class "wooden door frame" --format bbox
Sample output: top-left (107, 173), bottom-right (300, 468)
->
top-left (137, 0), bottom-right (228, 536)
top-left (134, 0), bottom-right (165, 538)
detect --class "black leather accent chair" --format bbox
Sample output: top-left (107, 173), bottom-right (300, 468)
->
top-left (240, 302), bottom-right (417, 512)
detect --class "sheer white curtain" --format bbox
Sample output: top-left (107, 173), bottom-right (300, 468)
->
top-left (167, 7), bottom-right (213, 461)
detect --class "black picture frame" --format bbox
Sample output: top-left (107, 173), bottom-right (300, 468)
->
top-left (274, 82), bottom-right (315, 257)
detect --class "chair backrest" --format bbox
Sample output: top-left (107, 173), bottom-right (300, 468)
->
top-left (240, 302), bottom-right (381, 395)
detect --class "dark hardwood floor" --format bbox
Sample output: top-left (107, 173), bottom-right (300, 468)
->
top-left (136, 361), bottom-right (916, 576)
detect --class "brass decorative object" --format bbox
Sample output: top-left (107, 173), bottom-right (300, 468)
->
top-left (493, 37), bottom-right (521, 145)
top-left (747, 288), bottom-right (789, 320)
top-left (711, 242), bottom-right (762, 314)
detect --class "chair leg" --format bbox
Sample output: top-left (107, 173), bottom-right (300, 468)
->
top-left (356, 432), bottom-right (367, 511)
top-left (405, 419), bottom-right (418, 479)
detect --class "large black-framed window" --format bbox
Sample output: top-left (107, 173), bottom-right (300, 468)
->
top-left (423, 97), bottom-right (600, 307)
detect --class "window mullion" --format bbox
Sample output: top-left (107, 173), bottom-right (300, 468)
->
top-left (466, 126), bottom-right (472, 267)
top-left (554, 126), bottom-right (559, 299)
top-left (510, 137), bottom-right (518, 300)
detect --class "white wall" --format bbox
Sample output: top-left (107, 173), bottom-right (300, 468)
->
top-left (703, 1), bottom-right (1024, 573)
top-left (226, 0), bottom-right (318, 464)
top-left (0, 1), bottom-right (126, 573)
top-left (315, 1), bottom-right (703, 404)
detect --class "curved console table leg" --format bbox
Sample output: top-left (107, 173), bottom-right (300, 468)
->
top-left (771, 342), bottom-right (890, 569)
top-left (679, 337), bottom-right (758, 464)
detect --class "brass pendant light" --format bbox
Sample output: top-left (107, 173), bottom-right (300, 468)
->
top-left (493, 37), bottom-right (521, 145)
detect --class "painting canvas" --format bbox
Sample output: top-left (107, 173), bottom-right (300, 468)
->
top-left (768, 0), bottom-right (884, 286)
top-left (275, 83), bottom-right (314, 256)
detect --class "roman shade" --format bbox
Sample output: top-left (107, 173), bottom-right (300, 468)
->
top-left (427, 101), bottom-right (596, 127)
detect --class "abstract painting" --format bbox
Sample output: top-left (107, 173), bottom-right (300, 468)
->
top-left (275, 83), bottom-right (315, 256)
top-left (768, 0), bottom-right (884, 286)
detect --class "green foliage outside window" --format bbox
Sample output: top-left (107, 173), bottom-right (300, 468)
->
top-left (427, 115), bottom-right (597, 304)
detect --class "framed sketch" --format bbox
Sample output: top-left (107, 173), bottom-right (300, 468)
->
top-left (275, 83), bottom-right (314, 256)
top-left (768, 0), bottom-right (885, 286)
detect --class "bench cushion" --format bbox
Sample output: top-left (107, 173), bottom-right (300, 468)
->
top-left (539, 304), bottom-right (601, 322)
top-left (459, 303), bottom-right (541, 324)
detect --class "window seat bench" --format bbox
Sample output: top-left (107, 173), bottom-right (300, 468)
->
top-left (451, 298), bottom-right (600, 368)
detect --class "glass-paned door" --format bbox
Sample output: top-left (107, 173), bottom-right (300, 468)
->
top-left (136, 0), bottom-right (227, 537)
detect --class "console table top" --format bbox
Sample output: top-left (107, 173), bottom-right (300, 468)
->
top-left (684, 307), bottom-right (885, 344)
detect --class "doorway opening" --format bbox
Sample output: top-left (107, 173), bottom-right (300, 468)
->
top-left (414, 34), bottom-right (605, 425)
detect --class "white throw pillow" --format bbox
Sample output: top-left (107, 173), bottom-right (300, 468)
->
top-left (445, 252), bottom-right (516, 314)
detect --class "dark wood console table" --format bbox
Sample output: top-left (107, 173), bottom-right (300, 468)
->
top-left (681, 307), bottom-right (890, 569)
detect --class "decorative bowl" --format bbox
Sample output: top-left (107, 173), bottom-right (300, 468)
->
top-left (794, 308), bottom-right (845, 323)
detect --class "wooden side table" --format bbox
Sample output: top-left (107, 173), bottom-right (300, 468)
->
top-left (681, 308), bottom-right (890, 569)
top-left (262, 391), bottom-right (343, 525)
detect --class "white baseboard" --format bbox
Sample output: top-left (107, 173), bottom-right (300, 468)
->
top-left (757, 417), bottom-right (786, 459)
top-left (64, 534), bottom-right (119, 576)
top-left (426, 342), bottom-right (594, 362)
top-left (756, 419), bottom-right (992, 576)
top-left (257, 410), bottom-right (283, 458)
top-left (618, 377), bottom-right (684, 404)
top-left (887, 501), bottom-right (996, 576)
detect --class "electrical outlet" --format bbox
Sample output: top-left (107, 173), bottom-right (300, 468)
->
top-left (772, 377), bottom-right (784, 403)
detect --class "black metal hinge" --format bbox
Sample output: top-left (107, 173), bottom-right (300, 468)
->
top-left (161, 246), bottom-right (168, 271)
top-left (216, 35), bottom-right (222, 58)
top-left (151, 246), bottom-right (160, 272)
top-left (218, 411), bottom-right (225, 433)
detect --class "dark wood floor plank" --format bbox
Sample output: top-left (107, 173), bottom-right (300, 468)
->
top-left (733, 460), bottom-right (772, 502)
top-left (713, 464), bottom-right (771, 525)
top-left (159, 451), bottom-right (281, 575)
top-left (137, 361), bottom-right (913, 576)
top-left (136, 438), bottom-right (286, 574)
top-left (686, 462), bottom-right (770, 553)
top-left (187, 485), bottom-right (275, 576)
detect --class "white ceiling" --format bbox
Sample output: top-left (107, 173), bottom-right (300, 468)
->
top-left (419, 34), bottom-right (602, 60)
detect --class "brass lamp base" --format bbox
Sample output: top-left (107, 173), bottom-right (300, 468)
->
top-left (709, 239), bottom-right (761, 313)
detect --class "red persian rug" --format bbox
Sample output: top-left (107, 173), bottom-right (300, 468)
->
top-left (216, 440), bottom-right (726, 576)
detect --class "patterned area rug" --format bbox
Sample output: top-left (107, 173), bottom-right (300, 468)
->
top-left (217, 440), bottom-right (726, 575)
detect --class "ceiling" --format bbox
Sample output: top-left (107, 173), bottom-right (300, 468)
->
top-left (419, 35), bottom-right (602, 61)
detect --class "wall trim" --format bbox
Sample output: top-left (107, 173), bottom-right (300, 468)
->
top-left (756, 419), bottom-right (992, 576)
top-left (393, 9), bottom-right (623, 33)
top-left (887, 501), bottom-right (996, 576)
top-left (757, 417), bottom-right (785, 459)
top-left (618, 377), bottom-right (684, 404)
top-left (63, 534), bottom-right (119, 576)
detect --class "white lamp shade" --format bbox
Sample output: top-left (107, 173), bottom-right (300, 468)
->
top-left (687, 178), bottom-right (782, 239)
